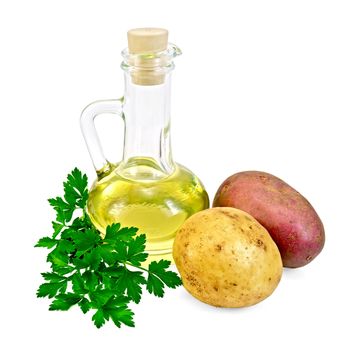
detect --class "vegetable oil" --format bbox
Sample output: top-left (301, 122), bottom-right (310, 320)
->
top-left (88, 157), bottom-right (209, 261)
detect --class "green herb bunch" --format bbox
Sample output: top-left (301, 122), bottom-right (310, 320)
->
top-left (35, 168), bottom-right (182, 329)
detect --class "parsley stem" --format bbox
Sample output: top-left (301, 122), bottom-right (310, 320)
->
top-left (124, 261), bottom-right (149, 273)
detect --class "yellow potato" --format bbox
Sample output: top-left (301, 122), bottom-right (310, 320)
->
top-left (173, 207), bottom-right (283, 307)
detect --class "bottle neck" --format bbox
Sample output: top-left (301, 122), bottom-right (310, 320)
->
top-left (120, 72), bottom-right (175, 176)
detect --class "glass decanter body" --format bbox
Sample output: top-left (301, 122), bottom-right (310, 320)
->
top-left (81, 28), bottom-right (209, 261)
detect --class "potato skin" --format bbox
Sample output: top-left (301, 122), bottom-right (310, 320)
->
top-left (173, 207), bottom-right (282, 308)
top-left (213, 171), bottom-right (325, 268)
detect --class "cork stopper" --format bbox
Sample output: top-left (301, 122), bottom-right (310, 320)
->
top-left (127, 28), bottom-right (169, 85)
top-left (127, 28), bottom-right (168, 54)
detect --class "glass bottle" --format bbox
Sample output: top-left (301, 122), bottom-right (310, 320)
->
top-left (80, 28), bottom-right (209, 262)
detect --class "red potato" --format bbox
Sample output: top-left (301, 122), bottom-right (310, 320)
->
top-left (213, 171), bottom-right (325, 268)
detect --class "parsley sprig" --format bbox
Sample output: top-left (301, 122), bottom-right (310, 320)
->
top-left (35, 168), bottom-right (182, 329)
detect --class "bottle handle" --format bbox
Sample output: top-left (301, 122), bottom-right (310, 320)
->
top-left (80, 98), bottom-right (123, 177)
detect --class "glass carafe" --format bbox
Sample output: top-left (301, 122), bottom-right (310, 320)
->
top-left (80, 28), bottom-right (209, 261)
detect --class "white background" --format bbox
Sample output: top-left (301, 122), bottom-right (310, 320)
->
top-left (1, 0), bottom-right (349, 349)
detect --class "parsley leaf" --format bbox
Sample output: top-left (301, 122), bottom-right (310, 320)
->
top-left (41, 272), bottom-right (66, 283)
top-left (49, 293), bottom-right (82, 311)
top-left (149, 260), bottom-right (183, 288)
top-left (71, 272), bottom-right (87, 294)
top-left (92, 309), bottom-right (107, 328)
top-left (64, 167), bottom-right (88, 208)
top-left (71, 229), bottom-right (100, 257)
top-left (104, 223), bottom-right (138, 244)
top-left (79, 297), bottom-right (91, 314)
top-left (127, 234), bottom-right (148, 266)
top-left (36, 281), bottom-right (66, 298)
top-left (35, 168), bottom-right (182, 329)
top-left (109, 306), bottom-right (135, 328)
top-left (115, 269), bottom-right (146, 303)
top-left (48, 197), bottom-right (75, 223)
top-left (35, 237), bottom-right (58, 249)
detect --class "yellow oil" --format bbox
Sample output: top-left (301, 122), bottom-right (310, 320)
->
top-left (87, 157), bottom-right (209, 262)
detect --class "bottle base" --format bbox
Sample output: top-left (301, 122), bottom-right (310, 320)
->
top-left (143, 248), bottom-right (174, 266)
